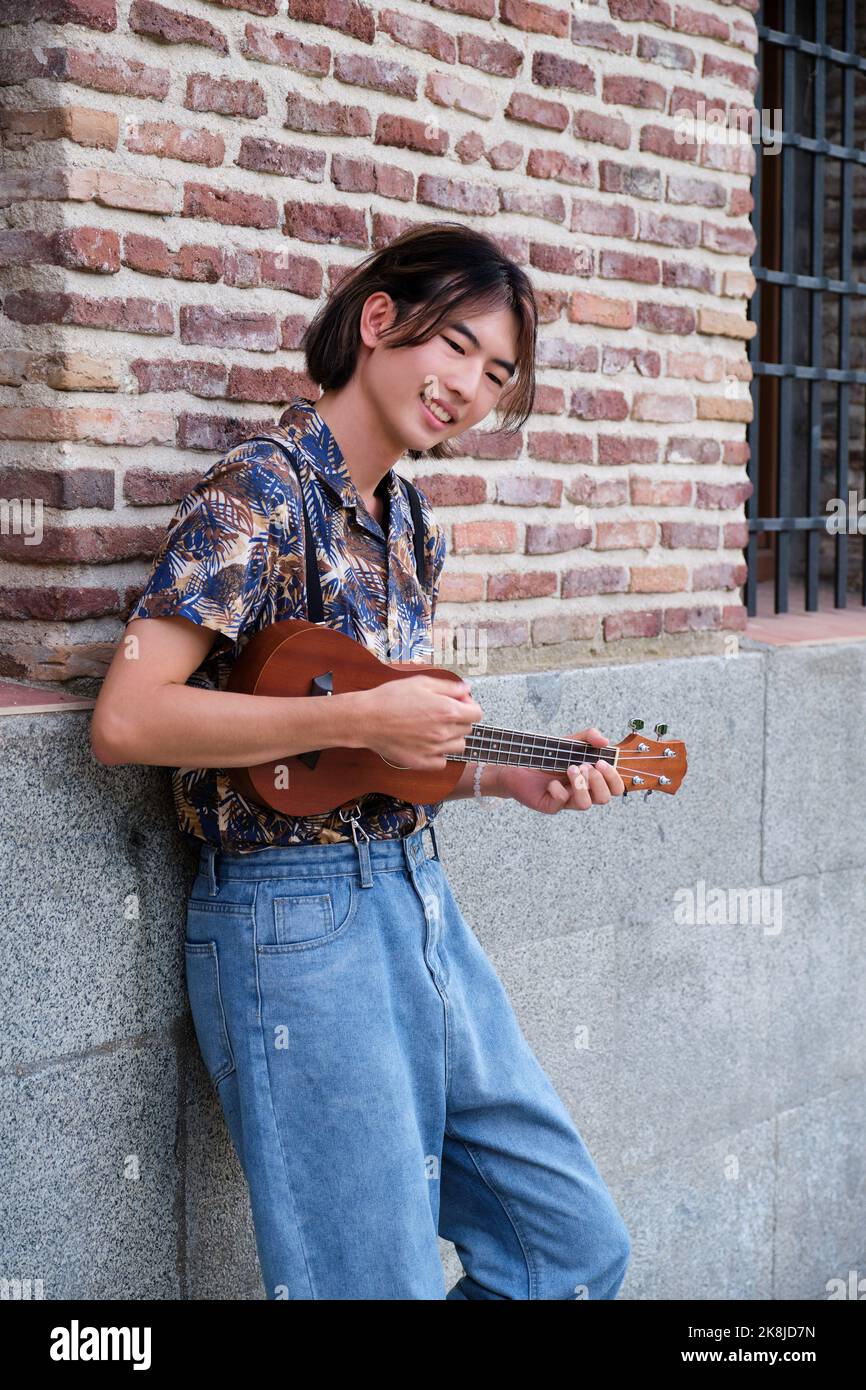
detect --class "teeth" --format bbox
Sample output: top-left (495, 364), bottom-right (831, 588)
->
top-left (421, 393), bottom-right (451, 423)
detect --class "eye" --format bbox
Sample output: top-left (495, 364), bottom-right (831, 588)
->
top-left (441, 335), bottom-right (506, 388)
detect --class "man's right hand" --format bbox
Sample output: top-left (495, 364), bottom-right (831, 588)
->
top-left (359, 675), bottom-right (484, 770)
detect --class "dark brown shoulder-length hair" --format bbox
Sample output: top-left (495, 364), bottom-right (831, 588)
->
top-left (298, 220), bottom-right (538, 461)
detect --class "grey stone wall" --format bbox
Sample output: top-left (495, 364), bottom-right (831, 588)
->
top-left (2, 637), bottom-right (864, 1300)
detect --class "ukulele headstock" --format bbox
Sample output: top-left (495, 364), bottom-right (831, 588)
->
top-left (614, 720), bottom-right (687, 797)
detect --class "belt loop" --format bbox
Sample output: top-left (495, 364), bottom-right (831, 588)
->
top-left (339, 804), bottom-right (374, 888)
top-left (204, 844), bottom-right (218, 897)
top-left (427, 822), bottom-right (440, 861)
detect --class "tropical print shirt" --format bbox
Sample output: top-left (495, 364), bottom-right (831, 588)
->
top-left (127, 395), bottom-right (448, 852)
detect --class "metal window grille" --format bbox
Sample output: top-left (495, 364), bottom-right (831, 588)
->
top-left (748, 0), bottom-right (866, 614)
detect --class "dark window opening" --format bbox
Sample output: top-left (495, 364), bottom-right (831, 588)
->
top-left (748, 0), bottom-right (866, 614)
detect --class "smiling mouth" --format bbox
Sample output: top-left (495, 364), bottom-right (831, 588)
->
top-left (419, 392), bottom-right (453, 427)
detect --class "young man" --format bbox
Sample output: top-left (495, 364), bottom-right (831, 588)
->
top-left (91, 222), bottom-right (630, 1300)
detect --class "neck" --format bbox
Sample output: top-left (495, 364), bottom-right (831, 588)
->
top-left (315, 386), bottom-right (403, 499)
top-left (445, 724), bottom-right (617, 771)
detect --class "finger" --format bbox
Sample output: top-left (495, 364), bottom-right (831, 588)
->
top-left (595, 759), bottom-right (625, 796)
top-left (575, 727), bottom-right (607, 747)
top-left (565, 765), bottom-right (591, 811)
top-left (581, 762), bottom-right (611, 804)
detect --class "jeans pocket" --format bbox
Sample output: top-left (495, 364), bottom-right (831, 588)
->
top-left (258, 878), bottom-right (357, 953)
top-left (183, 941), bottom-right (236, 1087)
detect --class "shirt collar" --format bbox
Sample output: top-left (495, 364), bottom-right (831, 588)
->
top-left (275, 396), bottom-right (405, 539)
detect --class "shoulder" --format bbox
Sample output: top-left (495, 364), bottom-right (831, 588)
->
top-left (192, 431), bottom-right (307, 522)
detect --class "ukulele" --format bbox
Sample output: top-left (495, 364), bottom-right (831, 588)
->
top-left (226, 618), bottom-right (688, 815)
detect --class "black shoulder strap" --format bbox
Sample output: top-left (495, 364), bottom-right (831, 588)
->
top-left (240, 436), bottom-right (428, 626)
top-left (395, 474), bottom-right (428, 593)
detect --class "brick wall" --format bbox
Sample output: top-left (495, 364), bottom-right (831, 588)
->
top-left (0, 0), bottom-right (759, 691)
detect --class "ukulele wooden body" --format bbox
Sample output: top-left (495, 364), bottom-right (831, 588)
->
top-left (225, 618), bottom-right (468, 814)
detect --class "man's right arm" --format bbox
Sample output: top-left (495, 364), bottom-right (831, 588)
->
top-left (90, 615), bottom-right (367, 768)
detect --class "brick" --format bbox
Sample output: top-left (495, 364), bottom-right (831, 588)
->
top-left (375, 113), bottom-right (450, 153)
top-left (284, 92), bottom-right (371, 137)
top-left (495, 475), bottom-right (562, 506)
top-left (696, 480), bottom-right (753, 509)
top-left (636, 34), bottom-right (695, 70)
top-left (567, 475), bottom-right (629, 507)
top-left (176, 411), bottom-right (275, 452)
top-left (599, 435), bottom-right (658, 467)
top-left (487, 570), bottom-right (558, 600)
top-left (499, 188), bottom-right (566, 221)
top-left (504, 91), bottom-right (569, 132)
top-left (723, 522), bottom-right (748, 548)
top-left (500, 0), bottom-right (570, 39)
top-left (637, 302), bottom-right (696, 334)
top-left (569, 389), bottom-right (629, 422)
top-left (632, 393), bottom-right (693, 423)
top-left (722, 603), bottom-right (748, 630)
top-left (227, 366), bottom-right (308, 402)
top-left (338, 52), bottom-right (418, 99)
top-left (640, 125), bottom-right (699, 163)
top-left (692, 562), bottom-right (747, 591)
top-left (0, 105), bottom-right (118, 150)
top-left (185, 73), bottom-right (267, 119)
top-left (562, 565), bottom-right (628, 597)
top-left (572, 108), bottom-right (630, 149)
top-left (595, 520), bottom-right (657, 550)
top-left (452, 521), bottom-right (519, 553)
top-left (1, 0), bottom-right (117, 30)
top-left (530, 242), bottom-right (592, 277)
top-left (129, 1), bottom-right (228, 53)
top-left (630, 564), bottom-right (688, 592)
top-left (526, 149), bottom-right (594, 184)
top-left (287, 0), bottom-right (375, 44)
top-left (238, 136), bottom-right (325, 181)
top-left (0, 465), bottom-right (114, 508)
top-left (241, 23), bottom-right (330, 74)
top-left (0, 407), bottom-right (173, 445)
top-left (53, 226), bottom-right (121, 273)
top-left (0, 525), bottom-right (166, 565)
top-left (179, 305), bottom-right (279, 351)
top-left (282, 201), bottom-right (368, 246)
top-left (666, 436), bottom-right (721, 466)
top-left (602, 74), bottom-right (666, 109)
top-left (571, 198), bottom-right (635, 237)
top-left (533, 52), bottom-right (594, 94)
top-left (131, 358), bottom-right (227, 397)
top-left (44, 353), bottom-right (122, 391)
top-left (532, 612), bottom-right (598, 643)
top-left (417, 173), bottom-right (498, 216)
top-left (525, 523), bottom-right (592, 553)
top-left (571, 16), bottom-right (633, 55)
top-left (599, 160), bottom-right (662, 200)
top-left (630, 476), bottom-right (693, 506)
top-left (123, 468), bottom-right (202, 505)
top-left (127, 119), bottom-right (225, 167)
top-left (600, 249), bottom-right (660, 284)
top-left (426, 72), bottom-right (497, 121)
top-left (661, 521), bottom-right (719, 548)
top-left (65, 46), bottom-right (171, 100)
top-left (528, 431), bottom-right (593, 465)
top-left (601, 346), bottom-right (661, 377)
top-left (663, 605), bottom-right (722, 633)
top-left (458, 33), bottom-right (522, 79)
top-left (3, 291), bottom-right (173, 334)
top-left (183, 182), bottom-right (278, 228)
top-left (0, 587), bottom-right (124, 621)
top-left (603, 609), bottom-right (662, 640)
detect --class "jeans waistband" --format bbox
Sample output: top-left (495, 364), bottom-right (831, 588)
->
top-left (196, 822), bottom-right (440, 897)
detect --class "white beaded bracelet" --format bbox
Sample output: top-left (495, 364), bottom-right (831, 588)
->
top-left (473, 761), bottom-right (491, 803)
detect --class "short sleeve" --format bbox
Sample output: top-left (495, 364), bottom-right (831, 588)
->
top-left (127, 444), bottom-right (282, 646)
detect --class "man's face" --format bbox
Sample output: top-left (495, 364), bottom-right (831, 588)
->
top-left (364, 300), bottom-right (521, 451)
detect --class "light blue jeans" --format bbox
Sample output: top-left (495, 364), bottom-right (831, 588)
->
top-left (184, 822), bottom-right (631, 1300)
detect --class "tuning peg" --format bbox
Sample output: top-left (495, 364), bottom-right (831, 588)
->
top-left (654, 723), bottom-right (668, 738)
top-left (643, 789), bottom-right (653, 802)
top-left (628, 718), bottom-right (645, 732)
